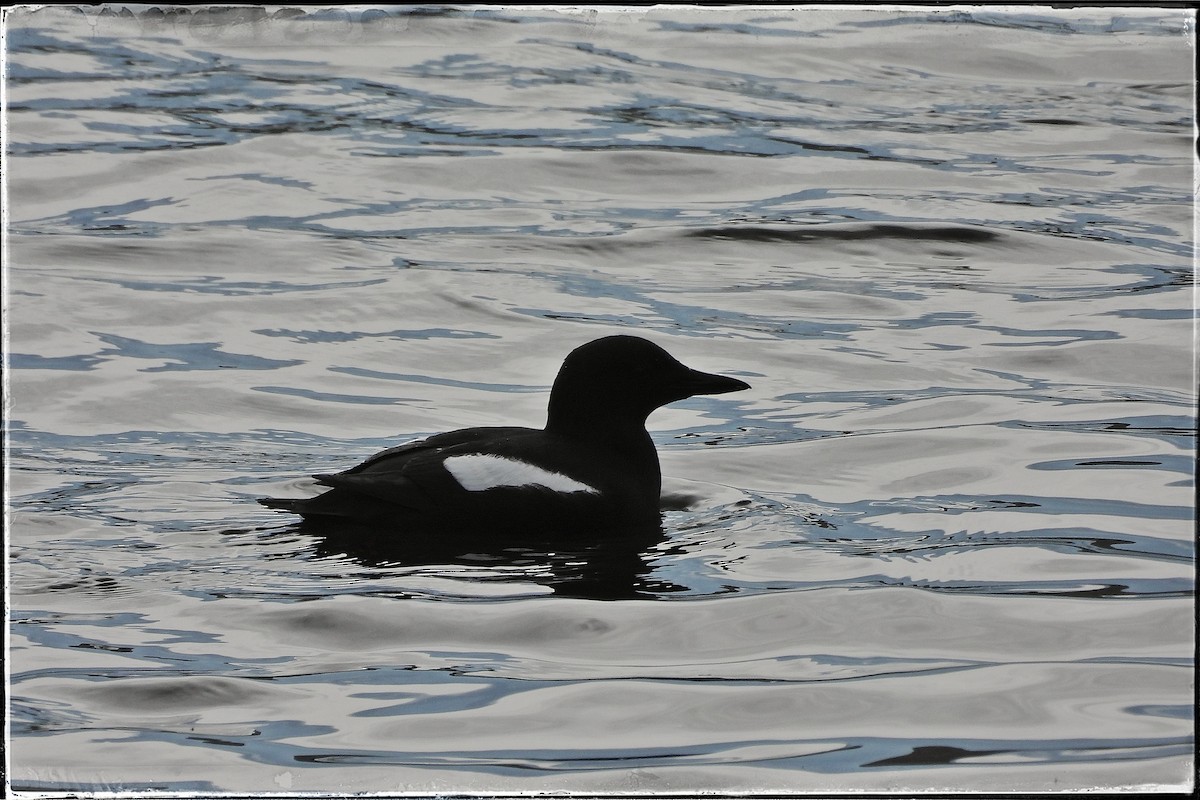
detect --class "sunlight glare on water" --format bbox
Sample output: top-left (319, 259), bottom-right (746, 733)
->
top-left (3, 5), bottom-right (1195, 795)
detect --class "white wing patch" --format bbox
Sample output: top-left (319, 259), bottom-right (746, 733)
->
top-left (443, 454), bottom-right (599, 495)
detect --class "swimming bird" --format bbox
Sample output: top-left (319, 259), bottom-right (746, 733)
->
top-left (259, 335), bottom-right (749, 534)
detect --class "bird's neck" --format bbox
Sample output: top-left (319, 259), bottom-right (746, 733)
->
top-left (546, 405), bottom-right (649, 445)
top-left (545, 400), bottom-right (659, 466)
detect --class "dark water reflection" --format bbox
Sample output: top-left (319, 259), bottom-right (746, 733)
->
top-left (282, 519), bottom-right (680, 600)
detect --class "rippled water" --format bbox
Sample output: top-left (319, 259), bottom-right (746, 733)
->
top-left (4, 5), bottom-right (1195, 794)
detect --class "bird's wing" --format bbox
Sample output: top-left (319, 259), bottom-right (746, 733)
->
top-left (337, 427), bottom-right (534, 475)
top-left (311, 470), bottom-right (432, 511)
top-left (311, 427), bottom-right (540, 511)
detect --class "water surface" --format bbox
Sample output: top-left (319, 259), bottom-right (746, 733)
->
top-left (4, 5), bottom-right (1195, 794)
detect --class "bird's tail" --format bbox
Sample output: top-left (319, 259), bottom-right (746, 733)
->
top-left (258, 497), bottom-right (307, 514)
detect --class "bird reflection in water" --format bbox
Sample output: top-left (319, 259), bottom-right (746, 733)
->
top-left (282, 518), bottom-right (686, 600)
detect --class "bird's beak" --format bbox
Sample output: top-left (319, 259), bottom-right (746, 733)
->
top-left (679, 368), bottom-right (751, 398)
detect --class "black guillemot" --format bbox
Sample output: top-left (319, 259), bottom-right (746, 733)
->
top-left (259, 334), bottom-right (750, 534)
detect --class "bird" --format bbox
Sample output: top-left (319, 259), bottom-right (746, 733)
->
top-left (259, 334), bottom-right (750, 536)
